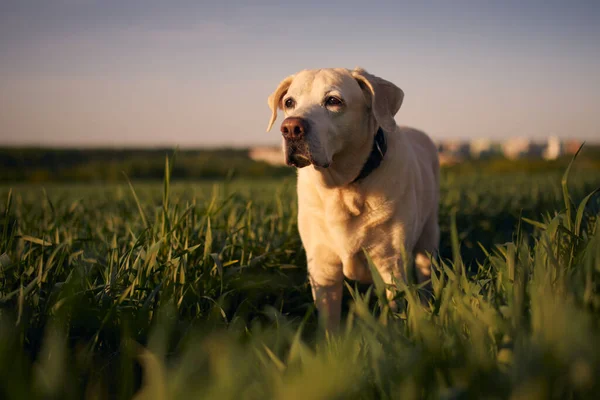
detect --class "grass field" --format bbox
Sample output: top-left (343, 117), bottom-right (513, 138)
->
top-left (1, 154), bottom-right (600, 399)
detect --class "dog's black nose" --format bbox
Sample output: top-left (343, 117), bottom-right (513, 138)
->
top-left (280, 117), bottom-right (308, 140)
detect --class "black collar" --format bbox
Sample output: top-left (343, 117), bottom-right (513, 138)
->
top-left (352, 127), bottom-right (387, 183)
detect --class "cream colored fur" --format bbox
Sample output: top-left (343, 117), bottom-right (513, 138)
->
top-left (266, 67), bottom-right (440, 331)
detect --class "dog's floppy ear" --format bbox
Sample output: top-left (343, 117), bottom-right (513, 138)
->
top-left (266, 74), bottom-right (295, 132)
top-left (351, 67), bottom-right (403, 133)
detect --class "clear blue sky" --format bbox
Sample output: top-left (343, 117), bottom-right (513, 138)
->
top-left (1, 0), bottom-right (599, 147)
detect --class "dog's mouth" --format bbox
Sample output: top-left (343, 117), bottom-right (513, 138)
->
top-left (285, 141), bottom-right (312, 168)
top-left (285, 146), bottom-right (331, 169)
top-left (284, 138), bottom-right (331, 169)
top-left (287, 153), bottom-right (311, 168)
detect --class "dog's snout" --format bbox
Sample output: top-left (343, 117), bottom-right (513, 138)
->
top-left (281, 117), bottom-right (308, 140)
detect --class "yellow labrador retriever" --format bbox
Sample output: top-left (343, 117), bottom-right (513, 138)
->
top-left (266, 67), bottom-right (440, 330)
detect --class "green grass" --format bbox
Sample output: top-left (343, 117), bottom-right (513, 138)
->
top-left (0, 155), bottom-right (599, 399)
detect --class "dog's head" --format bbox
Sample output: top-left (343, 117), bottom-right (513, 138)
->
top-left (266, 67), bottom-right (404, 169)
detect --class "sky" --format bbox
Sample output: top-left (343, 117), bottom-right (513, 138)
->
top-left (0, 0), bottom-right (599, 147)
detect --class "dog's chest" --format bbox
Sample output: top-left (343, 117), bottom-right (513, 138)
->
top-left (322, 189), bottom-right (395, 257)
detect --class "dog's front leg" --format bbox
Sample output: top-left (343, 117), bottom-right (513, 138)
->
top-left (307, 249), bottom-right (343, 332)
top-left (369, 253), bottom-right (408, 312)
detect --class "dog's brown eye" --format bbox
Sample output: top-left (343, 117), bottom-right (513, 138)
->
top-left (284, 98), bottom-right (295, 109)
top-left (325, 96), bottom-right (343, 107)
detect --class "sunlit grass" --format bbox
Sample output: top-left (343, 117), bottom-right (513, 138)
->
top-left (0, 153), bottom-right (599, 399)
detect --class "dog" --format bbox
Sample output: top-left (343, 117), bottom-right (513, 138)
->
top-left (266, 67), bottom-right (440, 331)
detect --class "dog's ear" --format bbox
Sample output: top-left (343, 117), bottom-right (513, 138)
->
top-left (351, 67), bottom-right (403, 133)
top-left (266, 75), bottom-right (295, 132)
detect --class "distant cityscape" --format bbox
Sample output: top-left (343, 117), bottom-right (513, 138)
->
top-left (435, 136), bottom-right (583, 166)
top-left (249, 137), bottom-right (585, 166)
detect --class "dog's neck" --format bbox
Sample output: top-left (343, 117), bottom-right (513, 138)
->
top-left (351, 127), bottom-right (387, 183)
top-left (306, 120), bottom-right (384, 188)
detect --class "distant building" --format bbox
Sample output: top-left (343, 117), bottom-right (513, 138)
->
top-left (564, 139), bottom-right (584, 155)
top-left (249, 146), bottom-right (286, 166)
top-left (543, 136), bottom-right (564, 160)
top-left (444, 140), bottom-right (470, 158)
top-left (470, 138), bottom-right (494, 158)
top-left (502, 137), bottom-right (533, 160)
top-left (438, 153), bottom-right (463, 166)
